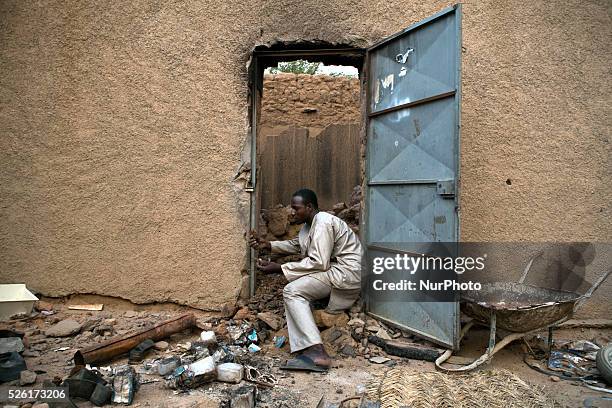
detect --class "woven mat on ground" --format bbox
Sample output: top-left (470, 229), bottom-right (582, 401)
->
top-left (365, 369), bottom-right (559, 408)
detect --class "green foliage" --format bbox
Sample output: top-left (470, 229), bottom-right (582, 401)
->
top-left (268, 60), bottom-right (321, 75)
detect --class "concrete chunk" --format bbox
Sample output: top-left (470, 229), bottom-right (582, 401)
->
top-left (45, 319), bottom-right (82, 337)
top-left (20, 370), bottom-right (37, 385)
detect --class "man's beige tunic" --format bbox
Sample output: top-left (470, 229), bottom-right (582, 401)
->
top-left (271, 211), bottom-right (363, 352)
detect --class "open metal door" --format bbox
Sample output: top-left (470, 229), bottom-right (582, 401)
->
top-left (364, 5), bottom-right (461, 349)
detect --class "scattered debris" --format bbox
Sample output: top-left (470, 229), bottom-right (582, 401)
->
top-left (75, 313), bottom-right (195, 365)
top-left (45, 319), bottom-right (83, 337)
top-left (347, 318), bottom-right (365, 327)
top-left (90, 382), bottom-right (113, 406)
top-left (369, 356), bottom-right (390, 364)
top-left (190, 341), bottom-right (211, 360)
top-left (226, 321), bottom-right (254, 346)
top-left (273, 335), bottom-right (286, 348)
top-left (129, 339), bottom-right (155, 363)
top-left (200, 330), bottom-right (217, 346)
top-left (154, 340), bottom-right (169, 351)
top-left (248, 344), bottom-right (261, 353)
top-left (340, 344), bottom-right (357, 358)
top-left (244, 365), bottom-right (277, 388)
top-left (19, 369), bottom-right (36, 385)
top-left (313, 310), bottom-right (349, 328)
top-left (112, 365), bottom-right (139, 404)
top-left (374, 328), bottom-right (392, 341)
top-left (230, 384), bottom-right (257, 408)
top-left (217, 362), bottom-right (244, 383)
top-left (367, 336), bottom-right (443, 362)
top-left (64, 367), bottom-right (108, 400)
top-left (247, 329), bottom-right (258, 344)
top-left (0, 337), bottom-right (24, 354)
top-left (167, 356), bottom-right (216, 389)
top-left (0, 352), bottom-right (27, 382)
top-left (158, 356), bottom-right (181, 376)
top-left (212, 346), bottom-right (235, 364)
top-left (257, 311), bottom-right (285, 331)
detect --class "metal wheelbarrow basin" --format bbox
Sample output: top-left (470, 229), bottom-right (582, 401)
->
top-left (436, 265), bottom-right (611, 372)
top-left (461, 282), bottom-right (580, 333)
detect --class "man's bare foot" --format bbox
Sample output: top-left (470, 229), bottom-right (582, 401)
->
top-left (301, 344), bottom-right (331, 367)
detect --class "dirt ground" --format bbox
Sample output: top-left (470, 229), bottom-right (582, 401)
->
top-left (1, 294), bottom-right (611, 408)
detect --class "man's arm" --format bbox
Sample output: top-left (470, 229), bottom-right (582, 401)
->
top-left (270, 237), bottom-right (301, 255)
top-left (249, 230), bottom-right (300, 255)
top-left (281, 221), bottom-right (334, 280)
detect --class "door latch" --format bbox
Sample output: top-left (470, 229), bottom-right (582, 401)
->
top-left (436, 180), bottom-right (455, 198)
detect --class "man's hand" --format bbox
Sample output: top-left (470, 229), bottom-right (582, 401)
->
top-left (248, 230), bottom-right (271, 251)
top-left (256, 258), bottom-right (282, 274)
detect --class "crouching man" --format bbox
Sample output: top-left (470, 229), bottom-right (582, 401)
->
top-left (249, 188), bottom-right (363, 372)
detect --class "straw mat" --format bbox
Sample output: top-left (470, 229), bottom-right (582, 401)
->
top-left (365, 368), bottom-right (559, 408)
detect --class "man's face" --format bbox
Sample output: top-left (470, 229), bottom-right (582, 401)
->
top-left (290, 196), bottom-right (311, 224)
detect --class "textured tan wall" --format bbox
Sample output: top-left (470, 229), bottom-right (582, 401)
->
top-left (1, 1), bottom-right (610, 316)
top-left (260, 73), bottom-right (360, 127)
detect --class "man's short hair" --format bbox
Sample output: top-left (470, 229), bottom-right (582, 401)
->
top-left (292, 188), bottom-right (319, 209)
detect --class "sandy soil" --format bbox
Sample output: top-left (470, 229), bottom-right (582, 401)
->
top-left (1, 296), bottom-right (611, 408)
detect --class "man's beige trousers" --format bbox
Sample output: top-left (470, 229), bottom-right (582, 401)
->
top-left (283, 271), bottom-right (360, 353)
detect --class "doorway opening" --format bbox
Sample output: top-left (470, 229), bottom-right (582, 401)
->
top-left (246, 5), bottom-right (461, 349)
top-left (247, 44), bottom-right (366, 298)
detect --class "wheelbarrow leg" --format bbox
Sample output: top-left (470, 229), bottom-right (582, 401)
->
top-left (436, 311), bottom-right (498, 372)
top-left (437, 314), bottom-right (533, 372)
top-left (487, 312), bottom-right (497, 353)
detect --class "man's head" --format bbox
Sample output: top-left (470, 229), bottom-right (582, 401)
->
top-left (290, 188), bottom-right (318, 224)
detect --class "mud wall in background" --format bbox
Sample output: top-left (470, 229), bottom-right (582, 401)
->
top-left (260, 73), bottom-right (360, 128)
top-left (258, 74), bottom-right (361, 210)
top-left (0, 1), bottom-right (610, 317)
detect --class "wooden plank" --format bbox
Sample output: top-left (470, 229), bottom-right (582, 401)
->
top-left (68, 304), bottom-right (104, 311)
top-left (259, 124), bottom-right (360, 210)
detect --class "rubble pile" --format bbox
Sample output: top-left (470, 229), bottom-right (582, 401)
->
top-left (0, 302), bottom-right (300, 407)
top-left (243, 274), bottom-right (286, 316)
top-left (3, 294), bottom-right (610, 407)
top-left (259, 206), bottom-right (302, 244)
top-left (330, 185), bottom-right (362, 233)
top-left (259, 185), bottom-right (363, 246)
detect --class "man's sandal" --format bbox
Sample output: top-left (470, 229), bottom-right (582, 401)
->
top-left (280, 355), bottom-right (329, 372)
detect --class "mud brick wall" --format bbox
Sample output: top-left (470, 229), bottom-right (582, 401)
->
top-left (1, 1), bottom-right (610, 317)
top-left (260, 73), bottom-right (360, 128)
